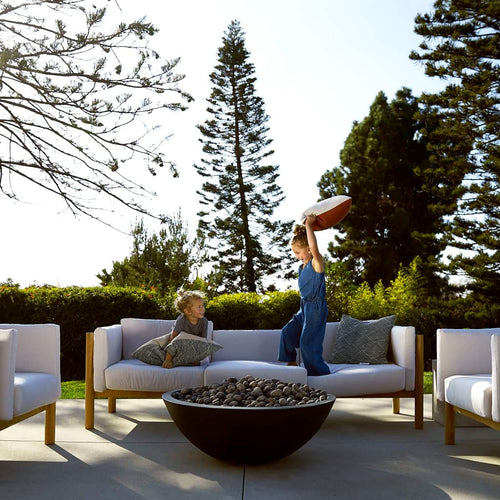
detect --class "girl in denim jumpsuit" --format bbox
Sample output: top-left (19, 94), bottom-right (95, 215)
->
top-left (278, 215), bottom-right (330, 376)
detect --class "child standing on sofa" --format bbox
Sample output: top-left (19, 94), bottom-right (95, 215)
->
top-left (162, 290), bottom-right (209, 368)
top-left (278, 215), bottom-right (330, 376)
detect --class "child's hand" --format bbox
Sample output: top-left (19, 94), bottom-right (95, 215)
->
top-left (305, 214), bottom-right (317, 226)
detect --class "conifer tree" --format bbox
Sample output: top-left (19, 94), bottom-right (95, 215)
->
top-left (318, 88), bottom-right (451, 293)
top-left (410, 0), bottom-right (500, 304)
top-left (194, 20), bottom-right (292, 293)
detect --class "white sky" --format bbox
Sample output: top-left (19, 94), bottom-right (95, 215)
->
top-left (0, 0), bottom-right (444, 288)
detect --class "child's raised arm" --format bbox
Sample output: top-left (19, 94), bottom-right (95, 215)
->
top-left (305, 215), bottom-right (324, 273)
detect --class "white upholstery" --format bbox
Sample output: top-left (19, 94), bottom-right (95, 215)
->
top-left (309, 364), bottom-right (405, 396)
top-left (121, 318), bottom-right (177, 359)
top-left (0, 329), bottom-right (17, 420)
top-left (204, 360), bottom-right (307, 386)
top-left (105, 359), bottom-right (204, 391)
top-left (13, 373), bottom-right (60, 416)
top-left (445, 374), bottom-right (492, 420)
top-left (211, 330), bottom-right (287, 362)
top-left (436, 328), bottom-right (499, 402)
top-left (437, 328), bottom-right (500, 428)
top-left (0, 324), bottom-right (60, 443)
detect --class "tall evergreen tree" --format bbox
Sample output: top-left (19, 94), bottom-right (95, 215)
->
top-left (318, 88), bottom-right (452, 292)
top-left (410, 0), bottom-right (500, 305)
top-left (194, 20), bottom-right (292, 293)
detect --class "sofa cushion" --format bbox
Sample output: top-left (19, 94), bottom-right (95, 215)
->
top-left (327, 315), bottom-right (396, 364)
top-left (121, 318), bottom-right (177, 359)
top-left (166, 332), bottom-right (222, 367)
top-left (308, 363), bottom-right (405, 397)
top-left (204, 360), bottom-right (308, 386)
top-left (13, 372), bottom-right (60, 416)
top-left (105, 359), bottom-right (205, 392)
top-left (211, 330), bottom-right (284, 362)
top-left (445, 374), bottom-right (492, 420)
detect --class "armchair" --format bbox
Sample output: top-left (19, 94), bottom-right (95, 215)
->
top-left (0, 324), bottom-right (61, 444)
top-left (436, 328), bottom-right (500, 444)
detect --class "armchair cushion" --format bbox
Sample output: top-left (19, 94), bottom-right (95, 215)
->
top-left (445, 374), bottom-right (492, 420)
top-left (13, 372), bottom-right (60, 416)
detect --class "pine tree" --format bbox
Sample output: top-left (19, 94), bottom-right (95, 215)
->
top-left (97, 212), bottom-right (204, 295)
top-left (194, 20), bottom-right (292, 293)
top-left (410, 0), bottom-right (500, 304)
top-left (318, 89), bottom-right (452, 293)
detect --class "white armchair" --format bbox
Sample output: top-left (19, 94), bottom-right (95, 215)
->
top-left (436, 328), bottom-right (500, 444)
top-left (0, 324), bottom-right (61, 444)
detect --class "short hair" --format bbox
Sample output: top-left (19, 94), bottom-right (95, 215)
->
top-left (174, 289), bottom-right (205, 313)
top-left (291, 224), bottom-right (308, 248)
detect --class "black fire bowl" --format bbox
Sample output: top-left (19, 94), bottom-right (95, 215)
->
top-left (162, 390), bottom-right (335, 464)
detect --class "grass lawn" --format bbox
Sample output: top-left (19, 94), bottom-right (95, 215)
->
top-left (62, 372), bottom-right (434, 399)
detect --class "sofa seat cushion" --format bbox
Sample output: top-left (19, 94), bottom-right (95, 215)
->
top-left (445, 374), bottom-right (492, 420)
top-left (204, 360), bottom-right (308, 386)
top-left (104, 360), bottom-right (205, 392)
top-left (307, 364), bottom-right (405, 396)
top-left (13, 372), bottom-right (59, 416)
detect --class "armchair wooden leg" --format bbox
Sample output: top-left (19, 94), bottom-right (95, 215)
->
top-left (414, 333), bottom-right (424, 429)
top-left (85, 332), bottom-right (95, 430)
top-left (392, 397), bottom-right (400, 414)
top-left (44, 403), bottom-right (56, 445)
top-left (445, 402), bottom-right (455, 445)
top-left (108, 397), bottom-right (116, 413)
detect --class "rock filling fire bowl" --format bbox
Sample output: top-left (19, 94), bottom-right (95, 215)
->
top-left (162, 382), bottom-right (335, 464)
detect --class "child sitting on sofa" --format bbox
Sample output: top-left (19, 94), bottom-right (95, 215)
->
top-left (162, 290), bottom-right (209, 368)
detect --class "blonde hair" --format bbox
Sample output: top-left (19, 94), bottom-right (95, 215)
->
top-left (291, 224), bottom-right (308, 248)
top-left (174, 289), bottom-right (205, 313)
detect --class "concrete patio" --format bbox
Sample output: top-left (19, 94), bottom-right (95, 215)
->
top-left (1, 395), bottom-right (499, 499)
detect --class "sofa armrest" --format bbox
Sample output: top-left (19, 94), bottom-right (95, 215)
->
top-left (390, 326), bottom-right (416, 391)
top-left (436, 328), bottom-right (497, 402)
top-left (93, 325), bottom-right (123, 392)
top-left (0, 329), bottom-right (17, 420)
top-left (492, 333), bottom-right (500, 422)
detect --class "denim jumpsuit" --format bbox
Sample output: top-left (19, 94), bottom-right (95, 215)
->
top-left (279, 260), bottom-right (330, 376)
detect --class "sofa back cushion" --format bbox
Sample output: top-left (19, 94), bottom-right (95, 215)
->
top-left (121, 318), bottom-right (176, 359)
top-left (211, 330), bottom-right (282, 362)
top-left (322, 322), bottom-right (340, 359)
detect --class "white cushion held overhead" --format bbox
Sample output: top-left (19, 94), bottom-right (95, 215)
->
top-left (300, 195), bottom-right (352, 231)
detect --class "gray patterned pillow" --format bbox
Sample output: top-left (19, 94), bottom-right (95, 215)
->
top-left (166, 331), bottom-right (223, 367)
top-left (131, 332), bottom-right (172, 365)
top-left (328, 315), bottom-right (396, 364)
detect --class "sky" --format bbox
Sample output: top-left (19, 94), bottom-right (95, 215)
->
top-left (0, 0), bottom-right (445, 289)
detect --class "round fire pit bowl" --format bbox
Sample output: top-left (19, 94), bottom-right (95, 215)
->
top-left (162, 384), bottom-right (335, 464)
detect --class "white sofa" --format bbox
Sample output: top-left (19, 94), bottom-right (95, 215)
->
top-left (436, 328), bottom-right (500, 444)
top-left (85, 318), bottom-right (423, 429)
top-left (0, 323), bottom-right (61, 444)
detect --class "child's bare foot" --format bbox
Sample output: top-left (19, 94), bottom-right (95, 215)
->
top-left (287, 361), bottom-right (298, 366)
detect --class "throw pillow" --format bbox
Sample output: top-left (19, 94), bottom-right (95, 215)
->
top-left (328, 314), bottom-right (396, 364)
top-left (131, 332), bottom-right (172, 366)
top-left (300, 195), bottom-right (352, 231)
top-left (166, 331), bottom-right (223, 367)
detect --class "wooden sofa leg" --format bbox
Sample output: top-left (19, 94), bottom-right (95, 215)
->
top-left (45, 403), bottom-right (56, 445)
top-left (108, 397), bottom-right (116, 413)
top-left (445, 402), bottom-right (455, 445)
top-left (85, 332), bottom-right (95, 430)
top-left (414, 333), bottom-right (424, 430)
top-left (392, 397), bottom-right (400, 414)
